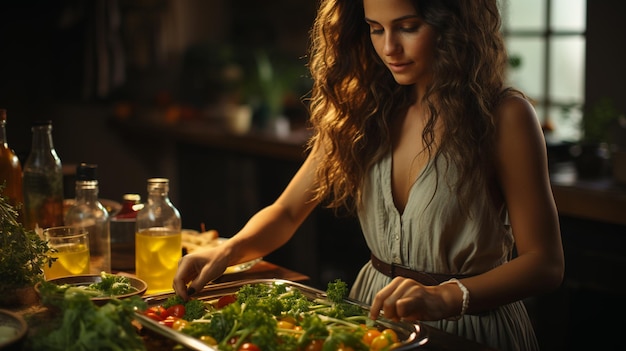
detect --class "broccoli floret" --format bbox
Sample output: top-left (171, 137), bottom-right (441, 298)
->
top-left (161, 294), bottom-right (207, 321)
top-left (183, 299), bottom-right (207, 321)
top-left (162, 295), bottom-right (185, 309)
top-left (326, 279), bottom-right (349, 304)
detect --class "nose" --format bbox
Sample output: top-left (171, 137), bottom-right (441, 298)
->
top-left (383, 33), bottom-right (401, 56)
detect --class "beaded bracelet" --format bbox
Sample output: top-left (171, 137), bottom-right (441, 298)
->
top-left (442, 278), bottom-right (470, 321)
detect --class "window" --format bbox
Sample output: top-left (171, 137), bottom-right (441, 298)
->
top-left (502, 0), bottom-right (587, 142)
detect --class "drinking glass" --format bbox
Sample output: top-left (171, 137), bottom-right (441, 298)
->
top-left (43, 226), bottom-right (90, 279)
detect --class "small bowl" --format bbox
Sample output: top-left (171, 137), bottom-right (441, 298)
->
top-left (37, 274), bottom-right (147, 306)
top-left (0, 309), bottom-right (27, 350)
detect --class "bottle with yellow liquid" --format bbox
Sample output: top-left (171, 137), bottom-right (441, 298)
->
top-left (135, 178), bottom-right (181, 294)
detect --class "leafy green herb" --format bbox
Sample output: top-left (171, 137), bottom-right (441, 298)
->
top-left (37, 272), bottom-right (138, 303)
top-left (0, 185), bottom-right (55, 293)
top-left (29, 292), bottom-right (147, 351)
top-left (89, 271), bottom-right (137, 295)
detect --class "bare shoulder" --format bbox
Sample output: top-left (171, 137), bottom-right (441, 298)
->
top-left (493, 94), bottom-right (544, 145)
top-left (492, 93), bottom-right (549, 178)
top-left (494, 95), bottom-right (540, 130)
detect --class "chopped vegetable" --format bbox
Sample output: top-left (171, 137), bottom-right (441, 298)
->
top-left (89, 271), bottom-right (136, 295)
top-left (142, 280), bottom-right (400, 351)
top-left (37, 272), bottom-right (137, 305)
top-left (162, 294), bottom-right (207, 321)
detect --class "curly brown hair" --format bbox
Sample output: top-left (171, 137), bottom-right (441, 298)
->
top-left (306, 0), bottom-right (518, 213)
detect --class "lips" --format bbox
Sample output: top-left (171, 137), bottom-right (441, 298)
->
top-left (387, 62), bottom-right (411, 73)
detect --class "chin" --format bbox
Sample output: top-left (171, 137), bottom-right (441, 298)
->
top-left (393, 77), bottom-right (417, 86)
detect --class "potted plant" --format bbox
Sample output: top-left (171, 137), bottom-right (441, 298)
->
top-left (572, 98), bottom-right (622, 179)
top-left (0, 185), bottom-right (56, 306)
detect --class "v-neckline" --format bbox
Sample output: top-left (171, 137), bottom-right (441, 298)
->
top-left (384, 150), bottom-right (432, 216)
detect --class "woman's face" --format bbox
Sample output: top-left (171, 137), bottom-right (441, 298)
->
top-left (363, 0), bottom-right (437, 87)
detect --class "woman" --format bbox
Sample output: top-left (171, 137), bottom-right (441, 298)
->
top-left (174, 0), bottom-right (564, 349)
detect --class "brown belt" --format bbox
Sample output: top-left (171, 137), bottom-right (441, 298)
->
top-left (370, 253), bottom-right (471, 286)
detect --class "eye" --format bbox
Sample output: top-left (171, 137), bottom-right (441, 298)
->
top-left (368, 24), bottom-right (384, 35)
top-left (400, 24), bottom-right (419, 33)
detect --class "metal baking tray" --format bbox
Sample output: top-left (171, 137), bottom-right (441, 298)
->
top-left (135, 279), bottom-right (429, 350)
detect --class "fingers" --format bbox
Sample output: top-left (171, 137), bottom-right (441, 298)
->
top-left (370, 277), bottom-right (427, 321)
top-left (172, 251), bottom-right (227, 301)
top-left (172, 255), bottom-right (196, 300)
top-left (369, 277), bottom-right (404, 320)
top-left (172, 254), bottom-right (212, 301)
top-left (186, 263), bottom-right (220, 298)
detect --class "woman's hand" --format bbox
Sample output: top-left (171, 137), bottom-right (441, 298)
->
top-left (369, 277), bottom-right (463, 322)
top-left (172, 246), bottom-right (231, 301)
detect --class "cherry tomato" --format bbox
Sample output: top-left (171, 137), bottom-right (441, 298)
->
top-left (145, 312), bottom-right (163, 322)
top-left (277, 320), bottom-right (295, 329)
top-left (172, 318), bottom-right (189, 331)
top-left (200, 335), bottom-right (217, 346)
top-left (303, 339), bottom-right (323, 351)
top-left (370, 334), bottom-right (392, 351)
top-left (238, 342), bottom-right (261, 351)
top-left (145, 306), bottom-right (168, 320)
top-left (166, 304), bottom-right (186, 318)
top-left (362, 329), bottom-right (382, 345)
top-left (159, 316), bottom-right (178, 328)
top-left (381, 329), bottom-right (398, 343)
top-left (217, 294), bottom-right (237, 308)
top-left (279, 316), bottom-right (297, 325)
top-left (388, 342), bottom-right (403, 350)
top-left (336, 343), bottom-right (355, 351)
top-left (227, 336), bottom-right (240, 345)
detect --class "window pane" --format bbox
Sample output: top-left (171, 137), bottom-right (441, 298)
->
top-left (549, 36), bottom-right (585, 103)
top-left (506, 38), bottom-right (545, 98)
top-left (505, 0), bottom-right (546, 31)
top-left (548, 105), bottom-right (583, 142)
top-left (552, 0), bottom-right (586, 31)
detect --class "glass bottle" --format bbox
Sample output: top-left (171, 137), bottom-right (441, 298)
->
top-left (110, 193), bottom-right (142, 271)
top-left (64, 163), bottom-right (111, 274)
top-left (135, 178), bottom-right (181, 294)
top-left (22, 120), bottom-right (64, 231)
top-left (0, 109), bottom-right (24, 223)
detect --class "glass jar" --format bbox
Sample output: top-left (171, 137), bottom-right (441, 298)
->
top-left (64, 163), bottom-right (111, 273)
top-left (110, 193), bottom-right (141, 271)
top-left (22, 120), bottom-right (64, 231)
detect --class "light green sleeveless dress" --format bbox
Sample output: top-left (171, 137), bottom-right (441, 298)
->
top-left (350, 152), bottom-right (540, 351)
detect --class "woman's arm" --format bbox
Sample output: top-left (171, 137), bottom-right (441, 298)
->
top-left (460, 95), bottom-right (565, 311)
top-left (173, 142), bottom-right (323, 299)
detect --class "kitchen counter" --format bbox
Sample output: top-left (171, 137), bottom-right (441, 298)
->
top-left (550, 162), bottom-right (626, 226)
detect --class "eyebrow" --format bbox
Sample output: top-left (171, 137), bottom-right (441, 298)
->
top-left (364, 14), bottom-right (420, 24)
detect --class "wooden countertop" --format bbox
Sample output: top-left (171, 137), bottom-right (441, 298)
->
top-left (550, 162), bottom-right (626, 226)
